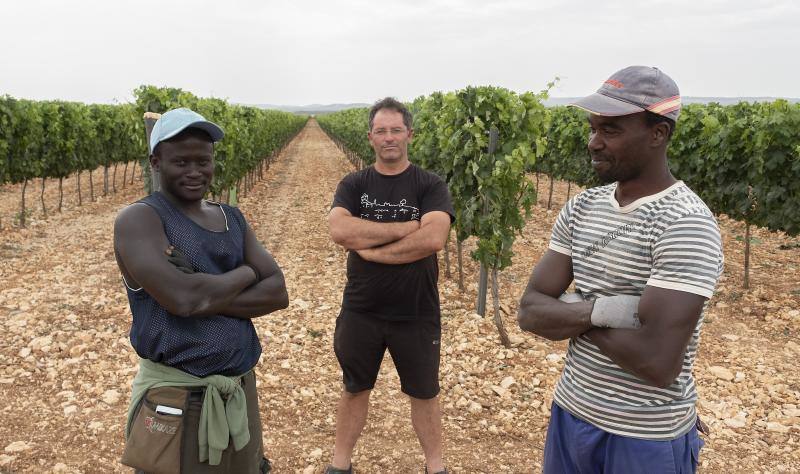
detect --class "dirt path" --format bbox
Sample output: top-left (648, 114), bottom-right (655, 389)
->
top-left (0, 119), bottom-right (798, 473)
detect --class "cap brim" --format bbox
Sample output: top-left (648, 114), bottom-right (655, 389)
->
top-left (179, 120), bottom-right (225, 142)
top-left (570, 92), bottom-right (645, 117)
top-left (157, 120), bottom-right (225, 146)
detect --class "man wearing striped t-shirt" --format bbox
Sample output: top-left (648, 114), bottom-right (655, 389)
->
top-left (518, 66), bottom-right (724, 473)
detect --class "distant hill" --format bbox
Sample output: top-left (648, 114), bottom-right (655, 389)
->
top-left (250, 103), bottom-right (370, 114)
top-left (544, 96), bottom-right (800, 107)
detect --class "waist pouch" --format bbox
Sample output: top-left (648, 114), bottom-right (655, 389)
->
top-left (121, 386), bottom-right (191, 474)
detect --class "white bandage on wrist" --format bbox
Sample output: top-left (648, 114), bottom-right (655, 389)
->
top-left (558, 292), bottom-right (586, 304)
top-left (590, 295), bottom-right (642, 329)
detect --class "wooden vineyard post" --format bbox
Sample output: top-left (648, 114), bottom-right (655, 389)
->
top-left (231, 182), bottom-right (239, 207)
top-left (476, 264), bottom-right (488, 316)
top-left (58, 177), bottom-right (64, 212)
top-left (130, 159), bottom-right (136, 185)
top-left (88, 169), bottom-right (94, 202)
top-left (744, 222), bottom-right (751, 289)
top-left (475, 127), bottom-right (498, 317)
top-left (76, 168), bottom-right (82, 206)
top-left (19, 178), bottom-right (28, 228)
top-left (112, 163), bottom-right (118, 193)
top-left (227, 185), bottom-right (238, 206)
top-left (103, 164), bottom-right (109, 196)
top-left (40, 177), bottom-right (47, 218)
top-left (456, 240), bottom-right (465, 291)
top-left (743, 185), bottom-right (757, 290)
top-left (491, 267), bottom-right (511, 348)
top-left (143, 112), bottom-right (161, 195)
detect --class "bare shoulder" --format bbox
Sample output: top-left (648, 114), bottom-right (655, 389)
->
top-left (114, 202), bottom-right (161, 237)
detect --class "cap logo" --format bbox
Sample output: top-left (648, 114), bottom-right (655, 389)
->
top-left (647, 95), bottom-right (682, 116)
top-left (570, 66), bottom-right (680, 120)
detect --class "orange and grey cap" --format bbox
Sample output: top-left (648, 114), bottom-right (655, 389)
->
top-left (571, 66), bottom-right (681, 121)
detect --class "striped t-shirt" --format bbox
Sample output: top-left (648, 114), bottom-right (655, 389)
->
top-left (549, 181), bottom-right (724, 440)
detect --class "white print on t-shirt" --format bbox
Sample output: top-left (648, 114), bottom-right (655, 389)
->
top-left (360, 193), bottom-right (420, 221)
top-left (580, 222), bottom-right (640, 260)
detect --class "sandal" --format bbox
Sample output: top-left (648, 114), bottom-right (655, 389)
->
top-left (425, 466), bottom-right (448, 474)
top-left (324, 465), bottom-right (353, 474)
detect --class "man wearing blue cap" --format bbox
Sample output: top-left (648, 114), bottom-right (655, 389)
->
top-left (517, 66), bottom-right (724, 473)
top-left (114, 108), bottom-right (288, 473)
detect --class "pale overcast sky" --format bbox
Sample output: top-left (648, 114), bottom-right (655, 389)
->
top-left (1, 0), bottom-right (798, 105)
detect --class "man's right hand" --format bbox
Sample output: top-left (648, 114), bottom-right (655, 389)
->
top-left (165, 246), bottom-right (195, 274)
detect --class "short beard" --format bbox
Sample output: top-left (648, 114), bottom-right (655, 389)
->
top-left (594, 169), bottom-right (616, 184)
top-left (594, 160), bottom-right (640, 184)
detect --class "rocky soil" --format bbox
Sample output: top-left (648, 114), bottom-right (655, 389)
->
top-left (0, 120), bottom-right (798, 473)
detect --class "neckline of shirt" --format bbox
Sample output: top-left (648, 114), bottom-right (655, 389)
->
top-left (371, 162), bottom-right (415, 179)
top-left (156, 192), bottom-right (230, 233)
top-left (608, 181), bottom-right (684, 214)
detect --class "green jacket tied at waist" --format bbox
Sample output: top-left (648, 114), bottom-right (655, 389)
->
top-left (125, 358), bottom-right (250, 466)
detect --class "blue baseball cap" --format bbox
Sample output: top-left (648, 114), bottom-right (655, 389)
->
top-left (149, 107), bottom-right (224, 154)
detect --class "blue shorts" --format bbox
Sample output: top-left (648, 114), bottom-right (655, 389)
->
top-left (543, 403), bottom-right (703, 474)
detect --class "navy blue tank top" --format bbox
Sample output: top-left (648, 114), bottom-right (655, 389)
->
top-left (124, 192), bottom-right (261, 377)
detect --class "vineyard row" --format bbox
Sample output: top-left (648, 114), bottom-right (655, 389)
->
top-left (0, 87), bottom-right (307, 226)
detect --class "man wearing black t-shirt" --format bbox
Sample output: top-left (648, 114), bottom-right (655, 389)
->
top-left (325, 98), bottom-right (454, 474)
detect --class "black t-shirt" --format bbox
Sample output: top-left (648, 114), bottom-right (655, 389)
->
top-left (331, 163), bottom-right (455, 320)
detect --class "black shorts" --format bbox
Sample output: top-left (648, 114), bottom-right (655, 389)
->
top-left (333, 310), bottom-right (441, 399)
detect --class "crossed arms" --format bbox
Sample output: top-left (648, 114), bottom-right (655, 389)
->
top-left (328, 206), bottom-right (451, 264)
top-left (113, 203), bottom-right (288, 319)
top-left (516, 250), bottom-right (706, 388)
